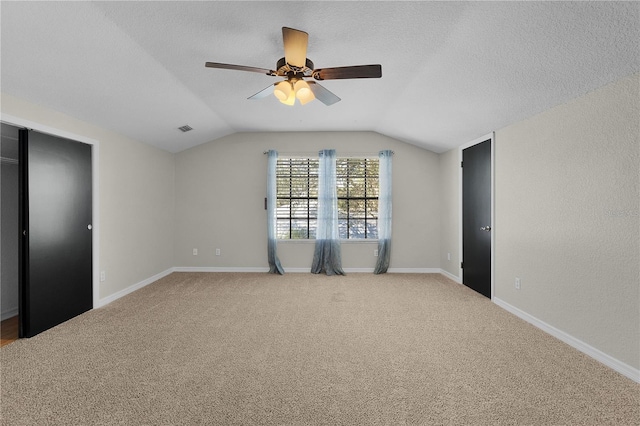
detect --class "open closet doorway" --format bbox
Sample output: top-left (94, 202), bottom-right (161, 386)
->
top-left (1, 123), bottom-right (20, 346)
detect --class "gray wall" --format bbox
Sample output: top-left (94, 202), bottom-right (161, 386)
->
top-left (1, 126), bottom-right (19, 319)
top-left (174, 132), bottom-right (440, 270)
top-left (494, 73), bottom-right (639, 369)
top-left (438, 148), bottom-right (460, 278)
top-left (438, 72), bottom-right (639, 369)
top-left (1, 93), bottom-right (176, 301)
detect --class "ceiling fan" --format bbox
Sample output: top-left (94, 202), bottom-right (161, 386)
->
top-left (205, 27), bottom-right (382, 106)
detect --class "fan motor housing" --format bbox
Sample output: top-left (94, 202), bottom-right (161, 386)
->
top-left (276, 57), bottom-right (314, 78)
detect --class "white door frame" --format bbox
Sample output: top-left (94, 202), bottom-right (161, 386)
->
top-left (458, 132), bottom-right (495, 299)
top-left (1, 114), bottom-right (100, 309)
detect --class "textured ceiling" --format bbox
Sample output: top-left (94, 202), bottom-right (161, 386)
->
top-left (1, 1), bottom-right (639, 153)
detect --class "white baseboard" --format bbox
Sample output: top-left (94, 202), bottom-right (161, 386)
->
top-left (174, 267), bottom-right (444, 274)
top-left (283, 268), bottom-right (311, 273)
top-left (95, 267), bottom-right (174, 308)
top-left (173, 267), bottom-right (270, 273)
top-left (387, 268), bottom-right (441, 273)
top-left (439, 269), bottom-right (462, 283)
top-left (273, 268), bottom-right (373, 273)
top-left (494, 297), bottom-right (640, 384)
top-left (1, 307), bottom-right (19, 321)
top-left (344, 268), bottom-right (374, 273)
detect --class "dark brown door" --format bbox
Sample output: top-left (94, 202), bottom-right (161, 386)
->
top-left (19, 129), bottom-right (92, 337)
top-left (462, 139), bottom-right (491, 298)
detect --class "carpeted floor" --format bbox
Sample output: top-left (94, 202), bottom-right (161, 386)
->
top-left (1, 272), bottom-right (638, 425)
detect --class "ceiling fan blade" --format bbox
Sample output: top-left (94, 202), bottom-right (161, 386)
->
top-left (205, 62), bottom-right (275, 75)
top-left (308, 82), bottom-right (341, 106)
top-left (282, 27), bottom-right (308, 68)
top-left (313, 64), bottom-right (382, 80)
top-left (248, 84), bottom-right (274, 100)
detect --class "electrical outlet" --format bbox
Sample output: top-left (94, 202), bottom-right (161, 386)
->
top-left (100, 271), bottom-right (106, 282)
top-left (216, 248), bottom-right (221, 256)
top-left (373, 249), bottom-right (378, 257)
top-left (515, 277), bottom-right (521, 290)
top-left (447, 252), bottom-right (451, 261)
top-left (193, 248), bottom-right (198, 256)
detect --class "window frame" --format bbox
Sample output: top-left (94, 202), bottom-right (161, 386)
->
top-left (275, 155), bottom-right (379, 241)
top-left (275, 157), bottom-right (318, 240)
top-left (336, 157), bottom-right (380, 240)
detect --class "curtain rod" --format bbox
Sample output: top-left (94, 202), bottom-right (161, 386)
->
top-left (263, 150), bottom-right (394, 156)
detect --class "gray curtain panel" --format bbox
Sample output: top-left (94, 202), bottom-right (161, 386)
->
top-left (311, 149), bottom-right (345, 276)
top-left (267, 150), bottom-right (284, 274)
top-left (374, 150), bottom-right (393, 274)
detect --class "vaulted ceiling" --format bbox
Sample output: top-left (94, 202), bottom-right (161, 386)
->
top-left (1, 1), bottom-right (638, 153)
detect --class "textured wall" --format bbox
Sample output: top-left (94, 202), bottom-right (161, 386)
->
top-left (494, 73), bottom-right (640, 369)
top-left (0, 93), bottom-right (176, 301)
top-left (174, 132), bottom-right (440, 270)
top-left (438, 148), bottom-right (460, 279)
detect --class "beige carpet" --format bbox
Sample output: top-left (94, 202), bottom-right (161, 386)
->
top-left (1, 272), bottom-right (638, 425)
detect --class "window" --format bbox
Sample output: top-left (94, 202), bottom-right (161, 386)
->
top-left (337, 158), bottom-right (379, 239)
top-left (276, 157), bottom-right (379, 239)
top-left (276, 158), bottom-right (318, 239)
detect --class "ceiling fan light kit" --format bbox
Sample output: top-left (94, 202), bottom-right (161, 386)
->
top-left (205, 27), bottom-right (382, 106)
top-left (294, 80), bottom-right (314, 105)
top-left (273, 81), bottom-right (291, 102)
top-left (273, 79), bottom-right (315, 106)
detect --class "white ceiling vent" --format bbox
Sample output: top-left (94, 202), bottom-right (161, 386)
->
top-left (178, 125), bottom-right (193, 133)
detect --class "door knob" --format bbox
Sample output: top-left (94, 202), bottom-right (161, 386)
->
top-left (480, 226), bottom-right (491, 232)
